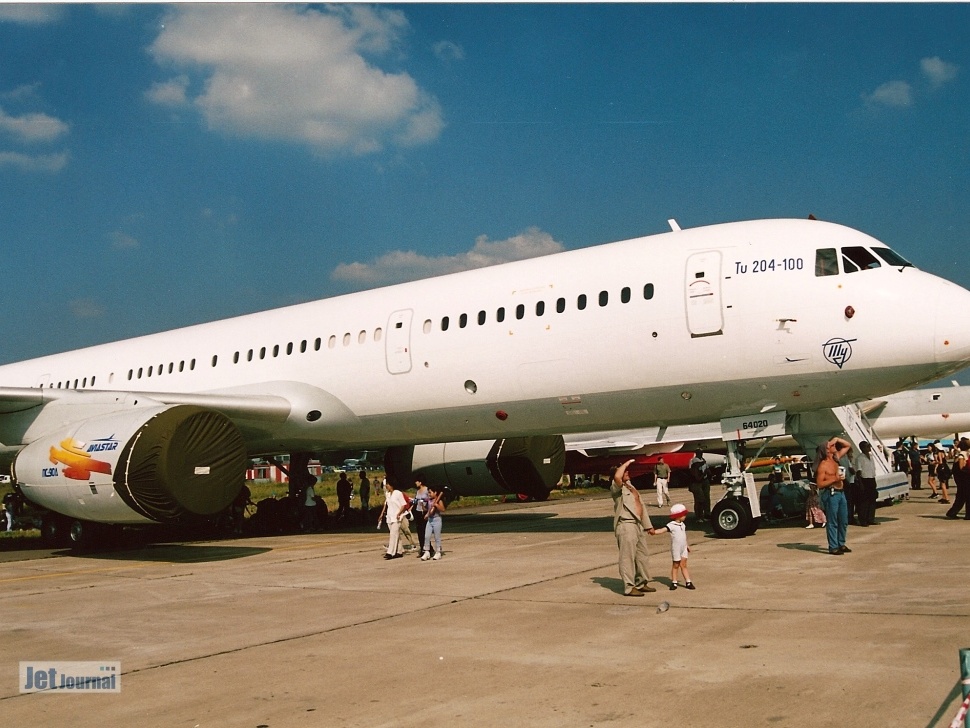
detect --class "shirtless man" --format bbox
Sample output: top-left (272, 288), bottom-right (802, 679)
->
top-left (815, 436), bottom-right (853, 555)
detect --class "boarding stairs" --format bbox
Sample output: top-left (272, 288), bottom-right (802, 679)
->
top-left (787, 404), bottom-right (910, 501)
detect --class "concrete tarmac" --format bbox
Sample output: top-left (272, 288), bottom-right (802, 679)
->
top-left (0, 491), bottom-right (967, 728)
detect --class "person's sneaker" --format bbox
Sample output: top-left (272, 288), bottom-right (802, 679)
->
top-left (432, 552), bottom-right (441, 560)
top-left (669, 582), bottom-right (678, 590)
top-left (685, 582), bottom-right (696, 590)
top-left (805, 524), bottom-right (814, 529)
top-left (420, 552), bottom-right (430, 561)
top-left (939, 499), bottom-right (950, 504)
top-left (829, 549), bottom-right (843, 555)
top-left (635, 583), bottom-right (657, 593)
top-left (840, 546), bottom-right (852, 553)
top-left (383, 554), bottom-right (393, 560)
top-left (625, 588), bottom-right (644, 597)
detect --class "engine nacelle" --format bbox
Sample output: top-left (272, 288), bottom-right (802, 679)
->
top-left (384, 436), bottom-right (565, 500)
top-left (12, 405), bottom-right (246, 524)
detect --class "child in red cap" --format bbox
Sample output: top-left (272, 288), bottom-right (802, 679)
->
top-left (649, 503), bottom-right (694, 590)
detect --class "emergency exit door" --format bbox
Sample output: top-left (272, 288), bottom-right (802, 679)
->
top-left (385, 309), bottom-right (413, 374)
top-left (685, 251), bottom-right (724, 337)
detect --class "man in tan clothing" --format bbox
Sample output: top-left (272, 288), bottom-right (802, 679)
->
top-left (612, 459), bottom-right (656, 596)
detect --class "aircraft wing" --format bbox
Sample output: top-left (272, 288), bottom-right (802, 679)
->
top-left (0, 386), bottom-right (293, 422)
top-left (563, 422), bottom-right (725, 456)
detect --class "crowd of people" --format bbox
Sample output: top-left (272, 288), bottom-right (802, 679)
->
top-left (607, 432), bottom-right (968, 595)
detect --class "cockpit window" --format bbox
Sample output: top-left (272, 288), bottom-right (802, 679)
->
top-left (872, 247), bottom-right (914, 269)
top-left (841, 246), bottom-right (881, 273)
top-left (815, 248), bottom-right (839, 277)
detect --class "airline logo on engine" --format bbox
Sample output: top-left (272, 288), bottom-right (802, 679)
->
top-left (46, 437), bottom-right (115, 480)
top-left (86, 437), bottom-right (119, 453)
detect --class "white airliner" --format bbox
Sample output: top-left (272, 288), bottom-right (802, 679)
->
top-left (2, 218), bottom-right (970, 540)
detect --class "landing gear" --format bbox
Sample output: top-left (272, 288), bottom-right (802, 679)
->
top-left (709, 438), bottom-right (763, 539)
top-left (67, 519), bottom-right (115, 550)
top-left (41, 513), bottom-right (69, 547)
top-left (711, 497), bottom-right (758, 538)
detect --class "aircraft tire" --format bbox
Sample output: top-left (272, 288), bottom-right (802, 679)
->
top-left (68, 519), bottom-right (104, 550)
top-left (41, 514), bottom-right (70, 547)
top-left (711, 498), bottom-right (753, 538)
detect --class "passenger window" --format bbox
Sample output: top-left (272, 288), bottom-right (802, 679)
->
top-left (841, 246), bottom-right (881, 273)
top-left (516, 304), bottom-right (525, 320)
top-left (441, 316), bottom-right (450, 332)
top-left (459, 313), bottom-right (468, 328)
top-left (815, 248), bottom-right (839, 277)
top-left (577, 294), bottom-right (587, 311)
top-left (556, 297), bottom-right (565, 313)
top-left (536, 301), bottom-right (545, 316)
top-left (496, 307), bottom-right (506, 323)
top-left (643, 283), bottom-right (654, 300)
top-left (621, 287), bottom-right (631, 304)
top-left (478, 310), bottom-right (486, 325)
top-left (423, 320), bottom-right (432, 334)
top-left (599, 291), bottom-right (608, 307)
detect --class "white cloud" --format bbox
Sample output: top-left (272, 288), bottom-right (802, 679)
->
top-left (921, 56), bottom-right (958, 89)
top-left (863, 80), bottom-right (912, 108)
top-left (145, 76), bottom-right (189, 107)
top-left (0, 150), bottom-right (68, 172)
top-left (433, 41), bottom-right (465, 62)
top-left (1, 83), bottom-right (42, 102)
top-left (332, 228), bottom-right (564, 286)
top-left (148, 4), bottom-right (444, 155)
top-left (0, 4), bottom-right (64, 24)
top-left (0, 106), bottom-right (69, 143)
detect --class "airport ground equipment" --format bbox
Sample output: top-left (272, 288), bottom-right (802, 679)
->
top-left (711, 402), bottom-right (907, 538)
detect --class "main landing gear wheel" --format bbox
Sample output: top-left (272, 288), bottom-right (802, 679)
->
top-left (41, 514), bottom-right (70, 547)
top-left (711, 498), bottom-right (755, 538)
top-left (68, 519), bottom-right (104, 550)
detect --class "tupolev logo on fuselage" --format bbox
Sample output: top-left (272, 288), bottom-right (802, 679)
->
top-left (822, 337), bottom-right (857, 369)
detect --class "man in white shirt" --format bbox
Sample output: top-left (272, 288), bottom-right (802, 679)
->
top-left (855, 441), bottom-right (878, 527)
top-left (381, 480), bottom-right (408, 560)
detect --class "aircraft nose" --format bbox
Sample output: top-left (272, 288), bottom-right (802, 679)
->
top-left (935, 280), bottom-right (970, 366)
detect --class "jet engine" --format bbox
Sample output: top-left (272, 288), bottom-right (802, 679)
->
top-left (384, 435), bottom-right (565, 500)
top-left (12, 404), bottom-right (246, 524)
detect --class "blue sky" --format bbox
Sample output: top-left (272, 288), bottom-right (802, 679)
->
top-left (1, 3), bottom-right (969, 376)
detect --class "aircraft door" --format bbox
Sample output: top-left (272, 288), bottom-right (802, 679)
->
top-left (685, 251), bottom-right (724, 337)
top-left (386, 309), bottom-right (413, 374)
